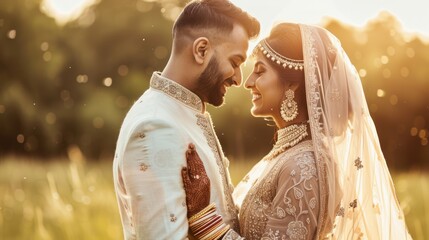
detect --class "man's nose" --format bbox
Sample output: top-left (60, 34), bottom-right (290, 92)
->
top-left (233, 68), bottom-right (243, 86)
top-left (244, 74), bottom-right (254, 89)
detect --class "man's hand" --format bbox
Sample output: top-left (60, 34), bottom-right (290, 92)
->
top-left (181, 143), bottom-right (211, 218)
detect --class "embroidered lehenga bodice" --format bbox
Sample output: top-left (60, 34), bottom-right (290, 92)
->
top-left (235, 140), bottom-right (319, 240)
top-left (233, 24), bottom-right (411, 240)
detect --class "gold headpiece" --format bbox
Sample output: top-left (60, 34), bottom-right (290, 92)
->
top-left (257, 39), bottom-right (304, 71)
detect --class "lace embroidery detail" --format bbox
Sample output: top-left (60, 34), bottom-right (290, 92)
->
top-left (328, 88), bottom-right (341, 101)
top-left (222, 229), bottom-right (244, 240)
top-left (336, 207), bottom-right (345, 217)
top-left (150, 72), bottom-right (203, 112)
top-left (169, 214), bottom-right (177, 222)
top-left (196, 113), bottom-right (239, 231)
top-left (286, 221), bottom-right (308, 240)
top-left (280, 153), bottom-right (317, 240)
top-left (327, 44), bottom-right (336, 54)
top-left (139, 163), bottom-right (150, 171)
top-left (301, 24), bottom-right (329, 239)
top-left (261, 228), bottom-right (284, 240)
top-left (240, 141), bottom-right (317, 240)
top-left (242, 175), bottom-right (250, 183)
top-left (349, 199), bottom-right (358, 209)
top-left (354, 157), bottom-right (363, 170)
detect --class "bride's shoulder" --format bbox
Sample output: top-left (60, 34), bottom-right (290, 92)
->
top-left (277, 140), bottom-right (315, 162)
top-left (276, 141), bottom-right (317, 175)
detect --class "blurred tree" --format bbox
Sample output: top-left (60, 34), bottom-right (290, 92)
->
top-left (57, 0), bottom-right (179, 158)
top-left (326, 12), bottom-right (429, 169)
top-left (0, 0), bottom-right (63, 155)
top-left (0, 2), bottom-right (427, 170)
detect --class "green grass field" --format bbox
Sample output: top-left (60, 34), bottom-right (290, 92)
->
top-left (0, 157), bottom-right (427, 240)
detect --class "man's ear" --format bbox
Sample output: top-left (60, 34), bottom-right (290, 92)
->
top-left (192, 37), bottom-right (210, 65)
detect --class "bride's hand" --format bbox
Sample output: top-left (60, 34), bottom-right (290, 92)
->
top-left (181, 143), bottom-right (211, 218)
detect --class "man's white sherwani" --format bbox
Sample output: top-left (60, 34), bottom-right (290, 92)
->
top-left (113, 72), bottom-right (238, 240)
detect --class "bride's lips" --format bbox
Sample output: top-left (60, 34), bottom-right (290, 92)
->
top-left (251, 92), bottom-right (261, 102)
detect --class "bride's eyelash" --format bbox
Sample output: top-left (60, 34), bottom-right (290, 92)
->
top-left (254, 66), bottom-right (265, 75)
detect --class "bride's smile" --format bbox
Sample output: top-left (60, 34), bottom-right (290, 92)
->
top-left (251, 92), bottom-right (261, 101)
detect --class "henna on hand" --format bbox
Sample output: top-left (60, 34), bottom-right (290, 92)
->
top-left (181, 143), bottom-right (211, 218)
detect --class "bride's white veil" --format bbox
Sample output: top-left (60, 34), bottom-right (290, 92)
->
top-left (300, 24), bottom-right (412, 239)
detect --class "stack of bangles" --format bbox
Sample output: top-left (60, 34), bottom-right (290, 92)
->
top-left (188, 203), bottom-right (231, 240)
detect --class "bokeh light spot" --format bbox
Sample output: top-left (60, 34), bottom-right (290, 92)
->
top-left (118, 65), bottom-right (128, 76)
top-left (41, 42), bottom-right (49, 51)
top-left (400, 67), bottom-right (409, 78)
top-left (60, 90), bottom-right (71, 101)
top-left (389, 95), bottom-right (398, 105)
top-left (7, 30), bottom-right (16, 39)
top-left (410, 127), bottom-right (418, 136)
top-left (377, 89), bottom-right (386, 97)
top-left (43, 51), bottom-right (52, 62)
top-left (92, 117), bottom-right (104, 129)
top-left (46, 112), bottom-right (57, 125)
top-left (419, 129), bottom-right (427, 139)
top-left (17, 134), bottom-right (25, 143)
top-left (381, 55), bottom-right (389, 64)
top-left (103, 77), bottom-right (112, 87)
top-left (76, 74), bottom-right (88, 83)
top-left (359, 69), bottom-right (367, 78)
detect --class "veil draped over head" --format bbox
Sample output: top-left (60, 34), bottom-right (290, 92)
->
top-left (299, 24), bottom-right (412, 239)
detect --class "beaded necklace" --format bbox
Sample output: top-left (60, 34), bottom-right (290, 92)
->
top-left (264, 123), bottom-right (309, 161)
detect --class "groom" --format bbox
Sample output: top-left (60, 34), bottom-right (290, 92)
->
top-left (112, 0), bottom-right (260, 239)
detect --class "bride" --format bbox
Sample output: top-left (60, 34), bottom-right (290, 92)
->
top-left (181, 23), bottom-right (412, 239)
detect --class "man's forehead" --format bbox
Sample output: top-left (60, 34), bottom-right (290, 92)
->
top-left (223, 26), bottom-right (249, 57)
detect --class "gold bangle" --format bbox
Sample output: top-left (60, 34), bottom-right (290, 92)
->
top-left (198, 220), bottom-right (225, 240)
top-left (207, 224), bottom-right (230, 240)
top-left (190, 209), bottom-right (217, 228)
top-left (189, 203), bottom-right (216, 223)
top-left (194, 215), bottom-right (223, 237)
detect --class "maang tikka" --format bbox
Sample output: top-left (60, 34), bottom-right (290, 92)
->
top-left (280, 89), bottom-right (298, 122)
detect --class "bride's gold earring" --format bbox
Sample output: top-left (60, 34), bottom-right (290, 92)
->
top-left (280, 89), bottom-right (298, 122)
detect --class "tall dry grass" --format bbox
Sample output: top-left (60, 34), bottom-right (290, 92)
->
top-left (0, 153), bottom-right (427, 239)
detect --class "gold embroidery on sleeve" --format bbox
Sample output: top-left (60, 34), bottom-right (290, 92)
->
top-left (139, 163), bottom-right (150, 172)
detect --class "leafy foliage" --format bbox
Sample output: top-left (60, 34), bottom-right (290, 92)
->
top-left (0, 1), bottom-right (428, 170)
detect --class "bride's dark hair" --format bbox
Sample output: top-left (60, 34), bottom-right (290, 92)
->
top-left (258, 23), bottom-right (310, 141)
top-left (264, 23), bottom-right (305, 85)
top-left (264, 23), bottom-right (308, 116)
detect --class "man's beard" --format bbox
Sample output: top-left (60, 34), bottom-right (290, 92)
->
top-left (195, 55), bottom-right (230, 107)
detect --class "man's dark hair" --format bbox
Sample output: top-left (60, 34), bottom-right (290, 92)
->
top-left (172, 0), bottom-right (260, 51)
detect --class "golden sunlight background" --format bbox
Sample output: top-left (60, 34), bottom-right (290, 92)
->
top-left (0, 0), bottom-right (428, 239)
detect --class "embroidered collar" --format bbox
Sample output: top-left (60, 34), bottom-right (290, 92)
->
top-left (150, 72), bottom-right (204, 112)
